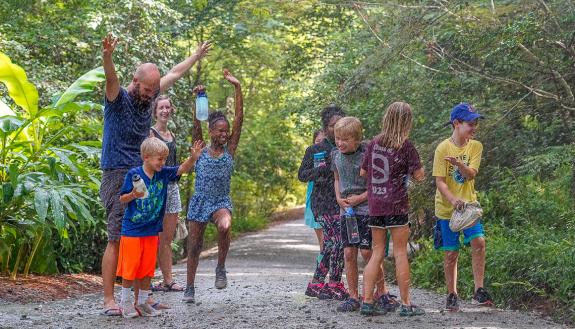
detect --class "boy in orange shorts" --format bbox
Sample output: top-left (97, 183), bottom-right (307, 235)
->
top-left (117, 137), bottom-right (203, 318)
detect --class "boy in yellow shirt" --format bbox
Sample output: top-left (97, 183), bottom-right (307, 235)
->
top-left (432, 103), bottom-right (493, 311)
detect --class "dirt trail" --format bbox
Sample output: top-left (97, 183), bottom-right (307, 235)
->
top-left (0, 218), bottom-right (569, 329)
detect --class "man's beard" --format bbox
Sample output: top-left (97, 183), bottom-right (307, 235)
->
top-left (129, 86), bottom-right (157, 111)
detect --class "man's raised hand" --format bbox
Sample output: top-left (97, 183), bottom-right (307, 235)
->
top-left (102, 32), bottom-right (119, 57)
top-left (194, 41), bottom-right (212, 61)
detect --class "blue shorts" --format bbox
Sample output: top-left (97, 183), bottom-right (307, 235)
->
top-left (433, 218), bottom-right (484, 251)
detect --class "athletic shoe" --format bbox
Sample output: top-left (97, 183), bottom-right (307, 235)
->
top-left (472, 287), bottom-right (494, 306)
top-left (329, 282), bottom-right (349, 301)
top-left (305, 282), bottom-right (324, 298)
top-left (215, 265), bottom-right (227, 289)
top-left (399, 304), bottom-right (425, 316)
top-left (336, 297), bottom-right (360, 312)
top-left (318, 282), bottom-right (348, 301)
top-left (135, 303), bottom-right (160, 317)
top-left (377, 293), bottom-right (400, 312)
top-left (446, 293), bottom-right (460, 311)
top-left (183, 285), bottom-right (195, 304)
top-left (360, 302), bottom-right (387, 316)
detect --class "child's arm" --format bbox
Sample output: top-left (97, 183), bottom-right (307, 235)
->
top-left (412, 167), bottom-right (425, 182)
top-left (298, 146), bottom-right (330, 182)
top-left (177, 140), bottom-right (205, 176)
top-left (119, 189), bottom-right (145, 204)
top-left (444, 157), bottom-right (477, 180)
top-left (224, 69), bottom-right (244, 158)
top-left (436, 176), bottom-right (464, 209)
top-left (347, 191), bottom-right (368, 207)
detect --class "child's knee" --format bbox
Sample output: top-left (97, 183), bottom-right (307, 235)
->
top-left (344, 248), bottom-right (357, 263)
top-left (470, 237), bottom-right (486, 253)
top-left (360, 249), bottom-right (372, 262)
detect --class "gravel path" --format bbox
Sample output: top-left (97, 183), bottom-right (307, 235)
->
top-left (0, 218), bottom-right (569, 329)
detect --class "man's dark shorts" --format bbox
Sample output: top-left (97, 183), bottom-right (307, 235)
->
top-left (341, 214), bottom-right (372, 249)
top-left (100, 169), bottom-right (128, 242)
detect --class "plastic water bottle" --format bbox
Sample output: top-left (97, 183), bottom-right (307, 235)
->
top-left (313, 151), bottom-right (327, 168)
top-left (132, 174), bottom-right (149, 199)
top-left (344, 207), bottom-right (360, 244)
top-left (195, 90), bottom-right (209, 121)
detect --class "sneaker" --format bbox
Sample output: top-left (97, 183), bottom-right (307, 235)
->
top-left (215, 266), bottom-right (227, 289)
top-left (183, 285), bottom-right (195, 304)
top-left (377, 293), bottom-right (400, 312)
top-left (337, 297), bottom-right (360, 312)
top-left (120, 301), bottom-right (138, 319)
top-left (305, 282), bottom-right (324, 298)
top-left (319, 282), bottom-right (348, 301)
top-left (446, 293), bottom-right (460, 311)
top-left (318, 284), bottom-right (333, 300)
top-left (360, 302), bottom-right (387, 316)
top-left (472, 287), bottom-right (494, 306)
top-left (399, 304), bottom-right (425, 316)
top-left (135, 303), bottom-right (160, 317)
top-left (329, 282), bottom-right (349, 301)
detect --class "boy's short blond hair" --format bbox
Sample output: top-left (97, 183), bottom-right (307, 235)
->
top-left (141, 137), bottom-right (169, 157)
top-left (334, 116), bottom-right (363, 141)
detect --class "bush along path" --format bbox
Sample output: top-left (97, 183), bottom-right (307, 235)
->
top-left (0, 217), bottom-right (570, 329)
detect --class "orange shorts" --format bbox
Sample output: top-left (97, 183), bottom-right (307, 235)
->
top-left (116, 236), bottom-right (159, 280)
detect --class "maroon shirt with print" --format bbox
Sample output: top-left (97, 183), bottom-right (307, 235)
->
top-left (361, 138), bottom-right (422, 216)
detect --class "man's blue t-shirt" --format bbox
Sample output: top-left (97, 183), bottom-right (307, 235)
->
top-left (101, 88), bottom-right (152, 170)
top-left (120, 166), bottom-right (179, 237)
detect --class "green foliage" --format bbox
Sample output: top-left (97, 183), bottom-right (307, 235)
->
top-left (0, 52), bottom-right (105, 278)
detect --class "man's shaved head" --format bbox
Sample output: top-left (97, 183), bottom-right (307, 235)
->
top-left (128, 63), bottom-right (161, 111)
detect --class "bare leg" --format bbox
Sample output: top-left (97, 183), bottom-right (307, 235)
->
top-left (360, 249), bottom-right (388, 297)
top-left (102, 241), bottom-right (119, 309)
top-left (212, 209), bottom-right (232, 267)
top-left (314, 228), bottom-right (324, 251)
top-left (186, 221), bottom-right (207, 287)
top-left (470, 237), bottom-right (486, 291)
top-left (158, 213), bottom-right (178, 285)
top-left (362, 228), bottom-right (387, 304)
top-left (344, 247), bottom-right (359, 299)
top-left (444, 251), bottom-right (459, 295)
top-left (390, 226), bottom-right (411, 305)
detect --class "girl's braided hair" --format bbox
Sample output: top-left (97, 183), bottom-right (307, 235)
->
top-left (208, 110), bottom-right (229, 129)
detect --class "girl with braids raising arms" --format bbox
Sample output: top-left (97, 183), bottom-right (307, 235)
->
top-left (183, 69), bottom-right (243, 304)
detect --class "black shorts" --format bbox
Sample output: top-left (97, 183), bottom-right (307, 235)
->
top-left (369, 215), bottom-right (409, 229)
top-left (341, 215), bottom-right (371, 249)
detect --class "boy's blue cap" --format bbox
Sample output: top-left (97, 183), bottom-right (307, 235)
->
top-left (449, 103), bottom-right (483, 124)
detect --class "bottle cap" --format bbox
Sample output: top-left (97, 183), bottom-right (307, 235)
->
top-left (132, 174), bottom-right (141, 182)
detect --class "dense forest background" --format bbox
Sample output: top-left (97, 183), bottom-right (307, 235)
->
top-left (0, 0), bottom-right (573, 322)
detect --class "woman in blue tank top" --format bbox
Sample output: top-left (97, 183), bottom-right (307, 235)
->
top-left (184, 69), bottom-right (244, 303)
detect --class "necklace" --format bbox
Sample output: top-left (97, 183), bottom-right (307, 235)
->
top-left (450, 137), bottom-right (467, 148)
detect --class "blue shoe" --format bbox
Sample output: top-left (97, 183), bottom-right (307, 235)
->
top-left (399, 304), bottom-right (425, 316)
top-left (377, 293), bottom-right (400, 312)
top-left (360, 302), bottom-right (387, 316)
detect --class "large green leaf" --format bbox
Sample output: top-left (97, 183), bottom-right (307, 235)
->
top-left (0, 115), bottom-right (24, 134)
top-left (49, 189), bottom-right (65, 232)
top-left (34, 188), bottom-right (49, 222)
top-left (53, 67), bottom-right (105, 108)
top-left (0, 52), bottom-right (39, 117)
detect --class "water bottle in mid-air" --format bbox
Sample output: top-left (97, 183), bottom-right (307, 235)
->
top-left (132, 174), bottom-right (149, 199)
top-left (195, 89), bottom-right (209, 121)
top-left (344, 207), bottom-right (360, 244)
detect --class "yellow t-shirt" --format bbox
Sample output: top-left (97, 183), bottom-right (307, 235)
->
top-left (433, 138), bottom-right (483, 219)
